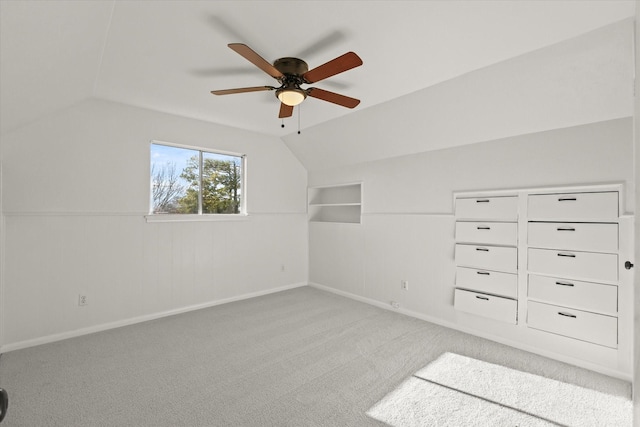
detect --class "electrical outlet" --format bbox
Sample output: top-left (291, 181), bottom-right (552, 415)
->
top-left (390, 301), bottom-right (400, 309)
top-left (401, 280), bottom-right (409, 290)
top-left (78, 294), bottom-right (88, 306)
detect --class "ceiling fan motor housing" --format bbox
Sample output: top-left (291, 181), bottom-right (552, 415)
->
top-left (273, 57), bottom-right (309, 77)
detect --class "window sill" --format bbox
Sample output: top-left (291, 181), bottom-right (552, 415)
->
top-left (145, 214), bottom-right (250, 223)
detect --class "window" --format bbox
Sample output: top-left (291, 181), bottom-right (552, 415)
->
top-left (150, 142), bottom-right (245, 215)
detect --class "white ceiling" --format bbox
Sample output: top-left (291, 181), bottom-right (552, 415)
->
top-left (0, 1), bottom-right (635, 137)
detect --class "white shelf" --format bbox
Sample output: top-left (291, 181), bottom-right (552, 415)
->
top-left (308, 183), bottom-right (362, 224)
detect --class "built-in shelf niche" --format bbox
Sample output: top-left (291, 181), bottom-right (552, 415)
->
top-left (308, 183), bottom-right (362, 224)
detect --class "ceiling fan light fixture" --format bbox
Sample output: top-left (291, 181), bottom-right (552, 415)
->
top-left (277, 88), bottom-right (306, 106)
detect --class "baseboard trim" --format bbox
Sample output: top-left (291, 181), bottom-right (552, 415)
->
top-left (308, 282), bottom-right (632, 381)
top-left (1, 282), bottom-right (307, 353)
top-left (308, 282), bottom-right (459, 328)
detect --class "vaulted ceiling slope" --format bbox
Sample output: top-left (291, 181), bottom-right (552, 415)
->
top-left (287, 18), bottom-right (634, 171)
top-left (0, 1), bottom-right (635, 142)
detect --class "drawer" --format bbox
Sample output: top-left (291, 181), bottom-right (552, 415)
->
top-left (528, 192), bottom-right (618, 220)
top-left (528, 222), bottom-right (618, 253)
top-left (455, 244), bottom-right (518, 273)
top-left (528, 274), bottom-right (617, 314)
top-left (527, 301), bottom-right (617, 348)
top-left (455, 221), bottom-right (517, 246)
top-left (527, 248), bottom-right (618, 282)
top-left (454, 289), bottom-right (517, 324)
top-left (455, 196), bottom-right (518, 221)
top-left (456, 267), bottom-right (517, 298)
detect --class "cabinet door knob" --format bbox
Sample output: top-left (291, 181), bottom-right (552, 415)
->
top-left (625, 261), bottom-right (634, 270)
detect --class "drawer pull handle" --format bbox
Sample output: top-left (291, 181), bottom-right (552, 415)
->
top-left (558, 197), bottom-right (577, 202)
top-left (476, 271), bottom-right (490, 276)
top-left (557, 253), bottom-right (576, 258)
top-left (557, 227), bottom-right (575, 231)
top-left (475, 296), bottom-right (490, 301)
top-left (476, 199), bottom-right (490, 203)
top-left (476, 247), bottom-right (489, 252)
top-left (477, 226), bottom-right (491, 230)
top-left (555, 281), bottom-right (574, 287)
top-left (558, 312), bottom-right (577, 318)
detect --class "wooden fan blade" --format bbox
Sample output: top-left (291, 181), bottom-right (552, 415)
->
top-left (279, 103), bottom-right (293, 118)
top-left (306, 87), bottom-right (360, 108)
top-left (228, 43), bottom-right (283, 79)
top-left (211, 86), bottom-right (275, 95)
top-left (303, 52), bottom-right (362, 84)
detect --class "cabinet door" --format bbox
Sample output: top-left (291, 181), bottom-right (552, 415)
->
top-left (528, 222), bottom-right (618, 253)
top-left (456, 267), bottom-right (517, 298)
top-left (527, 301), bottom-right (617, 348)
top-left (455, 244), bottom-right (518, 273)
top-left (527, 248), bottom-right (618, 283)
top-left (527, 274), bottom-right (617, 315)
top-left (454, 289), bottom-right (517, 324)
top-left (455, 222), bottom-right (517, 246)
top-left (455, 196), bottom-right (518, 221)
top-left (528, 192), bottom-right (618, 220)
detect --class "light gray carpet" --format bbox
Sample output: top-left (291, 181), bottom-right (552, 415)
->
top-left (0, 286), bottom-right (631, 426)
top-left (368, 352), bottom-right (632, 426)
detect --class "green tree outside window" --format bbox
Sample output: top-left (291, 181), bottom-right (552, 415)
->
top-left (151, 143), bottom-right (243, 215)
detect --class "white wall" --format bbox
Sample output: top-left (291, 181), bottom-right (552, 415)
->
top-left (0, 98), bottom-right (308, 350)
top-left (306, 18), bottom-right (636, 378)
top-left (633, 5), bottom-right (639, 426)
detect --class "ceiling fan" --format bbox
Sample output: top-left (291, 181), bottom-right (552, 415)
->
top-left (211, 43), bottom-right (363, 119)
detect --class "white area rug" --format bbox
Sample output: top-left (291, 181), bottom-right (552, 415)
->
top-left (367, 352), bottom-right (632, 427)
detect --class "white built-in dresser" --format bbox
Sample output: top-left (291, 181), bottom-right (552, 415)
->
top-left (453, 184), bottom-right (633, 378)
top-left (454, 196), bottom-right (519, 324)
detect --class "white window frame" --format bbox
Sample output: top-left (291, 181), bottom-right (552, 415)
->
top-left (146, 140), bottom-right (248, 222)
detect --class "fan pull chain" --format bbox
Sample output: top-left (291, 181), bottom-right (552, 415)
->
top-left (297, 105), bottom-right (301, 134)
top-left (281, 119), bottom-right (285, 128)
